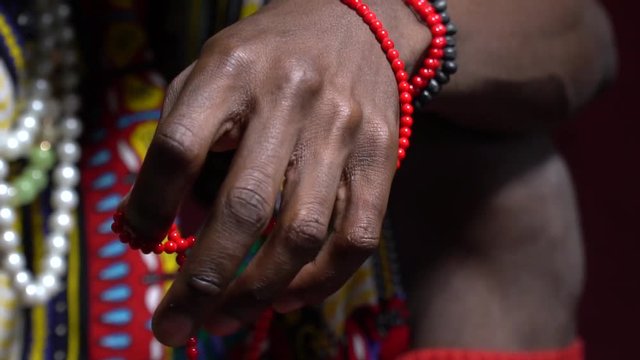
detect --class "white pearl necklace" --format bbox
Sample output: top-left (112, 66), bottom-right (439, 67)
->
top-left (0, 0), bottom-right (81, 307)
top-left (0, 83), bottom-right (49, 161)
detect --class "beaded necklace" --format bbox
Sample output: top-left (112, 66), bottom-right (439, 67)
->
top-left (0, 0), bottom-right (82, 307)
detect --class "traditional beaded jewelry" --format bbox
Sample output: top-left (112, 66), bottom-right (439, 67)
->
top-left (6, 143), bottom-right (55, 206)
top-left (111, 215), bottom-right (201, 359)
top-left (0, 0), bottom-right (82, 307)
top-left (341, 0), bottom-right (416, 168)
top-left (341, 0), bottom-right (455, 167)
top-left (404, 0), bottom-right (458, 110)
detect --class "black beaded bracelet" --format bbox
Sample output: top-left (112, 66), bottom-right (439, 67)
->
top-left (408, 0), bottom-right (458, 110)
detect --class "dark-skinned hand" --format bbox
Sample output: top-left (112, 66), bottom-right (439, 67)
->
top-left (117, 0), bottom-right (430, 346)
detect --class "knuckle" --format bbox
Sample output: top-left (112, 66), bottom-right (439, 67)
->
top-left (330, 97), bottom-right (363, 139)
top-left (341, 223), bottom-right (380, 254)
top-left (201, 36), bottom-right (221, 54)
top-left (203, 36), bottom-right (253, 75)
top-left (225, 174), bottom-right (273, 229)
top-left (279, 58), bottom-right (322, 94)
top-left (283, 216), bottom-right (328, 255)
top-left (369, 121), bottom-right (395, 149)
top-left (154, 122), bottom-right (201, 166)
top-left (222, 47), bottom-right (253, 74)
top-left (186, 271), bottom-right (225, 297)
top-left (357, 120), bottom-right (396, 164)
top-left (245, 280), bottom-right (273, 303)
top-left (162, 68), bottom-right (190, 115)
top-left (164, 78), bottom-right (182, 107)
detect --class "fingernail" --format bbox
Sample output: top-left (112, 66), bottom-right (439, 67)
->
top-left (273, 298), bottom-right (304, 314)
top-left (153, 308), bottom-right (193, 346)
top-left (207, 314), bottom-right (242, 336)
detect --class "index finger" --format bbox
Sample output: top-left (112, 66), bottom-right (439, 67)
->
top-left (151, 101), bottom-right (299, 346)
top-left (121, 57), bottom-right (247, 243)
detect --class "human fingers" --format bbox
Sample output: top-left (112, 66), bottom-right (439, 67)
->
top-left (120, 50), bottom-right (250, 244)
top-left (151, 93), bottom-right (303, 346)
top-left (204, 99), bottom-right (362, 331)
top-left (161, 62), bottom-right (196, 116)
top-left (273, 121), bottom-right (397, 312)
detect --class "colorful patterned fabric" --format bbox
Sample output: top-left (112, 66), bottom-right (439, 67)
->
top-left (82, 70), bottom-right (172, 360)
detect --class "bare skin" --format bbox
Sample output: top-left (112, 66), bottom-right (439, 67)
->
top-left (390, 121), bottom-right (583, 349)
top-left (116, 0), bottom-right (615, 349)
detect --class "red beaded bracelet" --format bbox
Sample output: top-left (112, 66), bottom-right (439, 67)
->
top-left (405, 0), bottom-right (458, 109)
top-left (341, 0), bottom-right (414, 168)
top-left (341, 0), bottom-right (448, 168)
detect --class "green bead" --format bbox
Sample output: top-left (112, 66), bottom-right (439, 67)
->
top-left (12, 177), bottom-right (37, 205)
top-left (30, 147), bottom-right (56, 170)
top-left (27, 167), bottom-right (48, 190)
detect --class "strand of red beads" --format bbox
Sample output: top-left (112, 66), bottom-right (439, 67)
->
top-left (403, 0), bottom-right (455, 107)
top-left (396, 5), bottom-right (449, 164)
top-left (341, 0), bottom-right (414, 169)
top-left (341, 0), bottom-right (447, 169)
top-left (111, 211), bottom-right (200, 359)
top-left (112, 212), bottom-right (277, 359)
top-left (405, 0), bottom-right (448, 94)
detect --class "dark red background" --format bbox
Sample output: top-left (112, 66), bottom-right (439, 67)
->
top-left (556, 1), bottom-right (640, 358)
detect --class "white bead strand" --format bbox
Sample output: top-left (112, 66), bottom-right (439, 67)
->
top-left (0, 0), bottom-right (82, 307)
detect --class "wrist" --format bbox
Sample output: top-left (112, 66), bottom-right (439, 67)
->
top-left (366, 0), bottom-right (432, 72)
top-left (266, 0), bottom-right (430, 71)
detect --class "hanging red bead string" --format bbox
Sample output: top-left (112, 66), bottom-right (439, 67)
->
top-left (112, 211), bottom-right (276, 360)
top-left (112, 212), bottom-right (201, 359)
